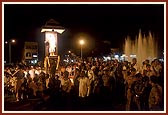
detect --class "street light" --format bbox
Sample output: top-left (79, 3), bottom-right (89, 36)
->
top-left (68, 50), bottom-right (71, 54)
top-left (79, 40), bottom-right (84, 60)
top-left (5, 39), bottom-right (16, 64)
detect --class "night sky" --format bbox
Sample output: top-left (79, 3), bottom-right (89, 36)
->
top-left (4, 3), bottom-right (164, 62)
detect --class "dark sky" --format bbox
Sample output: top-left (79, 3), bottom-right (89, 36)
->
top-left (4, 3), bottom-right (164, 62)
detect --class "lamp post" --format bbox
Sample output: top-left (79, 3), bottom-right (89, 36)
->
top-left (5, 39), bottom-right (15, 64)
top-left (79, 40), bottom-right (84, 60)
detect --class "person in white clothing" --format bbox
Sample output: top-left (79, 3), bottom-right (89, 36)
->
top-left (35, 67), bottom-right (42, 75)
top-left (78, 71), bottom-right (90, 98)
top-left (29, 66), bottom-right (35, 80)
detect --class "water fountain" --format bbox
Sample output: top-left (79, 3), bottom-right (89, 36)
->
top-left (124, 30), bottom-right (158, 65)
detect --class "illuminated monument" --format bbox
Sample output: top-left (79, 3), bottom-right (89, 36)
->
top-left (41, 19), bottom-right (65, 75)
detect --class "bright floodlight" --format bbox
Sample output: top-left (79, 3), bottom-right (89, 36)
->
top-left (79, 40), bottom-right (84, 45)
top-left (41, 28), bottom-right (65, 34)
top-left (45, 32), bottom-right (57, 55)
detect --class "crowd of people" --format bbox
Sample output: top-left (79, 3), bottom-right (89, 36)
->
top-left (4, 57), bottom-right (164, 111)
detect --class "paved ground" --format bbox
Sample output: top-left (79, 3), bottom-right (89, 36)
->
top-left (4, 94), bottom-right (126, 111)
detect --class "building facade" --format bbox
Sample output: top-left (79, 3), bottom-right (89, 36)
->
top-left (23, 42), bottom-right (38, 65)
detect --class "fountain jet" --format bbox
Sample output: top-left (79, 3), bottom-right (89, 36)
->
top-left (124, 30), bottom-right (158, 65)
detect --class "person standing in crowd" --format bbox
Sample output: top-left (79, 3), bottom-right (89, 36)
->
top-left (143, 64), bottom-right (154, 78)
top-left (78, 71), bottom-right (90, 109)
top-left (66, 65), bottom-right (72, 76)
top-left (87, 65), bottom-right (95, 83)
top-left (48, 75), bottom-right (61, 100)
top-left (61, 71), bottom-right (72, 94)
top-left (38, 71), bottom-right (47, 90)
top-left (28, 77), bottom-right (38, 98)
top-left (35, 67), bottom-right (42, 76)
top-left (3, 58), bottom-right (164, 111)
top-left (153, 59), bottom-right (162, 77)
top-left (131, 58), bottom-right (140, 73)
top-left (48, 75), bottom-right (61, 93)
top-left (45, 74), bottom-right (50, 89)
top-left (141, 72), bottom-right (151, 111)
top-left (50, 60), bottom-right (56, 78)
top-left (148, 75), bottom-right (163, 111)
top-left (78, 71), bottom-right (90, 98)
top-left (35, 77), bottom-right (44, 98)
top-left (125, 68), bottom-right (137, 111)
top-left (140, 59), bottom-right (150, 74)
top-left (101, 67), bottom-right (113, 107)
top-left (29, 66), bottom-right (35, 81)
top-left (70, 68), bottom-right (81, 108)
top-left (46, 74), bottom-right (61, 109)
top-left (87, 65), bottom-right (96, 96)
top-left (122, 61), bottom-right (129, 80)
top-left (73, 68), bottom-right (80, 97)
top-left (132, 73), bottom-right (145, 111)
top-left (98, 65), bottom-right (104, 78)
top-left (151, 59), bottom-right (163, 86)
top-left (13, 65), bottom-right (25, 101)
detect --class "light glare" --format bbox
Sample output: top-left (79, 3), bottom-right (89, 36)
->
top-left (45, 32), bottom-right (57, 55)
top-left (11, 39), bottom-right (15, 43)
top-left (79, 40), bottom-right (84, 45)
top-left (41, 28), bottom-right (65, 34)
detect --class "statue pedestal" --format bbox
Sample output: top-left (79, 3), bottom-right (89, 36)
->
top-left (44, 55), bottom-right (60, 76)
